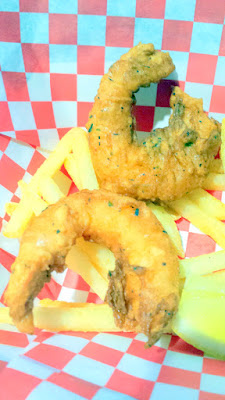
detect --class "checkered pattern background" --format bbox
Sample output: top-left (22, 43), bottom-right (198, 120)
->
top-left (0, 0), bottom-right (225, 398)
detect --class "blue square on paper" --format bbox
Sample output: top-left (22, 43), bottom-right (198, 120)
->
top-left (93, 388), bottom-right (136, 400)
top-left (63, 354), bottom-right (114, 386)
top-left (27, 73), bottom-right (51, 101)
top-left (26, 381), bottom-right (84, 400)
top-left (134, 19), bottom-right (164, 49)
top-left (20, 13), bottom-right (49, 44)
top-left (165, 0), bottom-right (196, 21)
top-left (77, 75), bottom-right (102, 102)
top-left (151, 383), bottom-right (199, 400)
top-left (8, 356), bottom-right (56, 380)
top-left (8, 102), bottom-right (36, 130)
top-left (5, 140), bottom-right (34, 170)
top-left (49, 0), bottom-right (77, 14)
top-left (201, 374), bottom-right (225, 395)
top-left (214, 56), bottom-right (225, 86)
top-left (164, 51), bottom-right (189, 81)
top-left (50, 45), bottom-right (77, 74)
top-left (117, 353), bottom-right (161, 381)
top-left (185, 82), bottom-right (213, 111)
top-left (0, 0), bottom-right (19, 11)
top-left (0, 43), bottom-right (25, 72)
top-left (190, 22), bottom-right (223, 55)
top-left (107, 0), bottom-right (136, 17)
top-left (0, 73), bottom-right (7, 101)
top-left (78, 15), bottom-right (106, 46)
top-left (105, 46), bottom-right (129, 72)
top-left (53, 101), bottom-right (77, 128)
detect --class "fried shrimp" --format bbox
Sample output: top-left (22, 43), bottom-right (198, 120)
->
top-left (87, 44), bottom-right (221, 201)
top-left (5, 190), bottom-right (179, 345)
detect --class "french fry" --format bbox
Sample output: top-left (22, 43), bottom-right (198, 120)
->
top-left (169, 197), bottom-right (225, 249)
top-left (53, 170), bottom-right (72, 196)
top-left (35, 300), bottom-right (121, 332)
top-left (187, 188), bottom-right (225, 220)
top-left (64, 153), bottom-right (82, 190)
top-left (220, 118), bottom-right (225, 172)
top-left (0, 303), bottom-right (122, 332)
top-left (70, 128), bottom-right (99, 190)
top-left (5, 202), bottom-right (18, 216)
top-left (18, 180), bottom-right (48, 215)
top-left (76, 237), bottom-right (115, 280)
top-left (66, 245), bottom-right (109, 300)
top-left (203, 173), bottom-right (225, 191)
top-left (38, 177), bottom-right (65, 204)
top-left (147, 202), bottom-right (184, 258)
top-left (3, 197), bottom-right (34, 238)
top-left (179, 250), bottom-right (225, 279)
top-left (210, 158), bottom-right (224, 174)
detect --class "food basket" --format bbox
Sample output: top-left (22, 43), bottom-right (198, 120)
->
top-left (0, 1), bottom-right (225, 399)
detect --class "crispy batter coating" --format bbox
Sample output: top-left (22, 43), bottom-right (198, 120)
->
top-left (87, 44), bottom-right (221, 201)
top-left (5, 190), bottom-right (179, 345)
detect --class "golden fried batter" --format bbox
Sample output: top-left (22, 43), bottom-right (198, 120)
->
top-left (5, 190), bottom-right (179, 345)
top-left (87, 44), bottom-right (221, 201)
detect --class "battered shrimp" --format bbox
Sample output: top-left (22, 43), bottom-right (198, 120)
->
top-left (5, 190), bottom-right (179, 346)
top-left (87, 43), bottom-right (221, 201)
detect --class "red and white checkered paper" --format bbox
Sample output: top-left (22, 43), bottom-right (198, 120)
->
top-left (1, 1), bottom-right (225, 399)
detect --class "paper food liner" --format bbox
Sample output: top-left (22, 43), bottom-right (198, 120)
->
top-left (1, 2), bottom-right (225, 399)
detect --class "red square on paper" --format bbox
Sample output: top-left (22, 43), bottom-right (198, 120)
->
top-left (127, 340), bottom-right (167, 363)
top-left (186, 232), bottom-right (216, 257)
top-left (27, 150), bottom-right (45, 175)
top-left (106, 17), bottom-right (135, 47)
top-left (162, 20), bottom-right (193, 52)
top-left (158, 365), bottom-right (201, 389)
top-left (0, 154), bottom-right (24, 192)
top-left (0, 134), bottom-right (10, 152)
top-left (186, 54), bottom-right (217, 84)
top-left (77, 46), bottom-right (105, 75)
top-left (132, 105), bottom-right (154, 132)
top-left (49, 14), bottom-right (77, 45)
top-left (63, 269), bottom-right (90, 291)
top-left (194, 0), bottom-right (225, 24)
top-left (32, 102), bottom-right (56, 129)
top-left (0, 368), bottom-right (41, 400)
top-left (16, 130), bottom-right (40, 147)
top-left (199, 392), bottom-right (225, 400)
top-left (26, 343), bottom-right (75, 369)
top-left (107, 370), bottom-right (154, 400)
top-left (2, 72), bottom-right (29, 102)
top-left (22, 44), bottom-right (49, 73)
top-left (203, 357), bottom-right (225, 377)
top-left (169, 336), bottom-right (204, 356)
top-left (49, 372), bottom-right (100, 398)
top-left (219, 26), bottom-right (225, 56)
top-left (210, 86), bottom-right (225, 113)
top-left (77, 102), bottom-right (93, 127)
top-left (20, 0), bottom-right (48, 12)
top-left (78, 0), bottom-right (107, 15)
top-left (0, 12), bottom-right (20, 42)
top-left (156, 80), bottom-right (185, 108)
top-left (0, 249), bottom-right (15, 272)
top-left (80, 342), bottom-right (123, 367)
top-left (136, 0), bottom-right (166, 18)
top-left (51, 74), bottom-right (77, 101)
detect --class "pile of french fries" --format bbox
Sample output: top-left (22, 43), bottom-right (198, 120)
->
top-left (2, 120), bottom-right (225, 334)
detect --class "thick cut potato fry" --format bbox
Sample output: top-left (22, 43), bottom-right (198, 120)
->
top-left (3, 197), bottom-right (34, 238)
top-left (18, 180), bottom-right (48, 215)
top-left (147, 202), bottom-right (184, 258)
top-left (66, 245), bottom-right (109, 300)
top-left (71, 128), bottom-right (99, 190)
top-left (203, 173), bottom-right (225, 191)
top-left (220, 119), bottom-right (225, 172)
top-left (35, 300), bottom-right (121, 332)
top-left (5, 202), bottom-right (18, 216)
top-left (53, 170), bottom-right (72, 196)
top-left (64, 153), bottom-right (82, 190)
top-left (169, 197), bottom-right (225, 249)
top-left (76, 237), bottom-right (116, 280)
top-left (187, 188), bottom-right (225, 220)
top-left (38, 177), bottom-right (65, 204)
top-left (179, 250), bottom-right (225, 279)
top-left (210, 158), bottom-right (224, 174)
